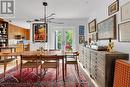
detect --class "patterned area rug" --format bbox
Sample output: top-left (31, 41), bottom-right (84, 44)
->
top-left (0, 65), bottom-right (88, 87)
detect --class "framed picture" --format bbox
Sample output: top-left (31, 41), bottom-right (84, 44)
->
top-left (121, 2), bottom-right (130, 21)
top-left (108, 0), bottom-right (119, 16)
top-left (32, 23), bottom-right (48, 42)
top-left (91, 33), bottom-right (98, 42)
top-left (118, 21), bottom-right (130, 42)
top-left (97, 15), bottom-right (116, 40)
top-left (79, 36), bottom-right (85, 44)
top-left (88, 19), bottom-right (96, 33)
top-left (79, 25), bottom-right (84, 35)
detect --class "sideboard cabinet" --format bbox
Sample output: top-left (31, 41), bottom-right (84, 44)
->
top-left (79, 46), bottom-right (129, 87)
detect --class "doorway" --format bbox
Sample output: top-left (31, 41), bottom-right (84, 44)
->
top-left (54, 28), bottom-right (74, 52)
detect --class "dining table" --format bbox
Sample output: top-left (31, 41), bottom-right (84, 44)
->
top-left (0, 50), bottom-right (65, 81)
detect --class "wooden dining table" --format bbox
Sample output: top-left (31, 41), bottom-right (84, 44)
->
top-left (0, 50), bottom-right (65, 81)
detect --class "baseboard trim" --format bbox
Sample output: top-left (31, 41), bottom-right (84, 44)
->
top-left (78, 61), bottom-right (99, 87)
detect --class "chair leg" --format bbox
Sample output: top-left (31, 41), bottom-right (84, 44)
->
top-left (65, 64), bottom-right (67, 76)
top-left (58, 66), bottom-right (59, 75)
top-left (4, 63), bottom-right (7, 77)
top-left (76, 64), bottom-right (80, 76)
top-left (75, 64), bottom-right (77, 70)
top-left (16, 58), bottom-right (18, 70)
top-left (56, 69), bottom-right (57, 82)
top-left (20, 67), bottom-right (22, 82)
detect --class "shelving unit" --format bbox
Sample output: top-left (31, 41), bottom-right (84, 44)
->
top-left (0, 20), bottom-right (8, 47)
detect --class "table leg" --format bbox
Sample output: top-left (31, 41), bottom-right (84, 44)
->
top-left (62, 58), bottom-right (65, 81)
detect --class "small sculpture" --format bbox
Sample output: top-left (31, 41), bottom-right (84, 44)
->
top-left (107, 38), bottom-right (114, 52)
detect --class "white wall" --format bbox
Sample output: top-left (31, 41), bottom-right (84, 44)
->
top-left (49, 19), bottom-right (88, 51)
top-left (29, 19), bottom-right (88, 51)
top-left (87, 0), bottom-right (130, 58)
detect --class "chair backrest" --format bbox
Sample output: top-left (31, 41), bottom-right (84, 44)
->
top-left (65, 51), bottom-right (79, 62)
top-left (65, 51), bottom-right (79, 57)
top-left (21, 54), bottom-right (38, 60)
top-left (41, 55), bottom-right (58, 61)
top-left (73, 52), bottom-right (79, 56)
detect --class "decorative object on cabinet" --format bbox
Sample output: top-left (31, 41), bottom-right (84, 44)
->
top-left (79, 35), bottom-right (85, 44)
top-left (79, 25), bottom-right (84, 36)
top-left (97, 15), bottom-right (116, 40)
top-left (121, 2), bottom-right (130, 21)
top-left (88, 19), bottom-right (96, 33)
top-left (118, 21), bottom-right (130, 42)
top-left (108, 0), bottom-right (119, 16)
top-left (113, 60), bottom-right (130, 87)
top-left (0, 20), bottom-right (8, 47)
top-left (107, 38), bottom-right (114, 52)
top-left (32, 23), bottom-right (47, 42)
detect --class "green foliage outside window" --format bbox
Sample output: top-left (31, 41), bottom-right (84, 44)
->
top-left (65, 31), bottom-right (73, 51)
top-left (58, 32), bottom-right (62, 49)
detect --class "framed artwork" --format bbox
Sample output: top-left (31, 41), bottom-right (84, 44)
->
top-left (79, 36), bottom-right (85, 44)
top-left (91, 33), bottom-right (98, 42)
top-left (97, 15), bottom-right (116, 40)
top-left (32, 23), bottom-right (48, 42)
top-left (121, 2), bottom-right (130, 21)
top-left (88, 19), bottom-right (96, 33)
top-left (108, 0), bottom-right (119, 16)
top-left (79, 25), bottom-right (84, 35)
top-left (118, 21), bottom-right (130, 42)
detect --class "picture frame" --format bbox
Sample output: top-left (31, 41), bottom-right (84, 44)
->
top-left (91, 33), bottom-right (98, 42)
top-left (108, 0), bottom-right (119, 16)
top-left (97, 15), bottom-right (116, 40)
top-left (79, 35), bottom-right (85, 44)
top-left (121, 2), bottom-right (130, 21)
top-left (118, 21), bottom-right (130, 42)
top-left (88, 19), bottom-right (96, 33)
top-left (79, 25), bottom-right (84, 35)
top-left (32, 23), bottom-right (48, 42)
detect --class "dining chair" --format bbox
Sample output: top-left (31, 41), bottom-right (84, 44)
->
top-left (0, 55), bottom-right (17, 77)
top-left (40, 55), bottom-right (59, 81)
top-left (0, 50), bottom-right (18, 77)
top-left (65, 51), bottom-right (79, 76)
top-left (20, 54), bottom-right (41, 81)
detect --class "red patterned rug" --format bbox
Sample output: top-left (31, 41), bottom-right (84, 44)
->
top-left (0, 65), bottom-right (88, 87)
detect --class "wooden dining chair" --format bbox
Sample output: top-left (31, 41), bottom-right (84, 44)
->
top-left (65, 51), bottom-right (79, 76)
top-left (0, 49), bottom-right (18, 77)
top-left (20, 54), bottom-right (41, 81)
top-left (40, 55), bottom-right (59, 81)
top-left (0, 55), bottom-right (17, 77)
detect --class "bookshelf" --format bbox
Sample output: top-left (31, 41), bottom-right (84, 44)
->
top-left (0, 20), bottom-right (8, 47)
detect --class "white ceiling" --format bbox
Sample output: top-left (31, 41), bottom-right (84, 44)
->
top-left (14, 0), bottom-right (106, 20)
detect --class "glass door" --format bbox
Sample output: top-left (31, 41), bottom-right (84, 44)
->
top-left (54, 28), bottom-right (74, 52)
